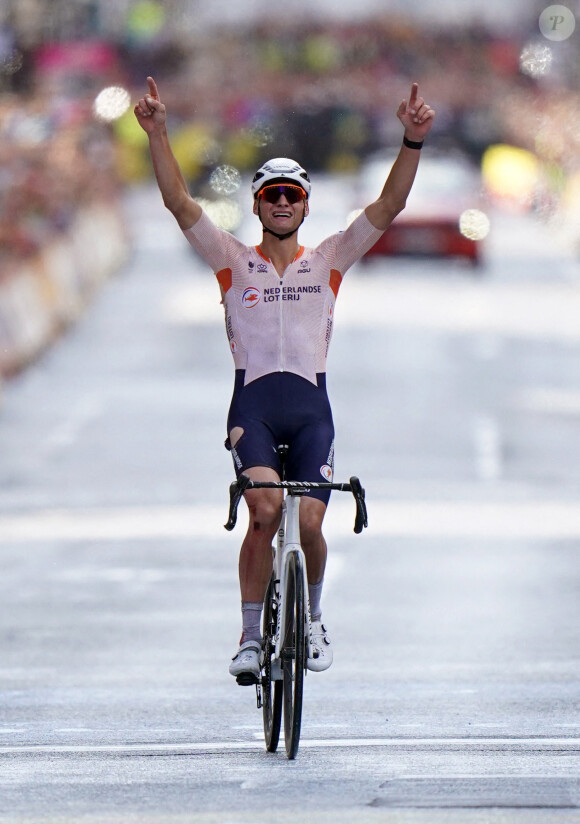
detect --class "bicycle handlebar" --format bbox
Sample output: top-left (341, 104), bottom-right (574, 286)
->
top-left (224, 474), bottom-right (368, 534)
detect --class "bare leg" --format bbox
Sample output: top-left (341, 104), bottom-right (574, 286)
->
top-left (238, 466), bottom-right (283, 604)
top-left (299, 496), bottom-right (328, 584)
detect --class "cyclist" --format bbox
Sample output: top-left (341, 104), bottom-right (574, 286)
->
top-left (135, 76), bottom-right (435, 683)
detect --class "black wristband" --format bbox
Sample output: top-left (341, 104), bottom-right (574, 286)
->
top-left (403, 136), bottom-right (424, 150)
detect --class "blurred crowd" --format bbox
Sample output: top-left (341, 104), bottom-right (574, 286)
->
top-left (1, 1), bottom-right (579, 277)
top-left (0, 98), bottom-right (120, 273)
top-left (117, 19), bottom-right (537, 184)
top-left (0, 29), bottom-right (123, 275)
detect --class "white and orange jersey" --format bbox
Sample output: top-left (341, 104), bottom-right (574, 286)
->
top-left (182, 210), bottom-right (383, 386)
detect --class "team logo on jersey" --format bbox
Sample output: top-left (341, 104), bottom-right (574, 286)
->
top-left (257, 263), bottom-right (268, 273)
top-left (298, 259), bottom-right (311, 274)
top-left (320, 464), bottom-right (333, 482)
top-left (242, 287), bottom-right (261, 308)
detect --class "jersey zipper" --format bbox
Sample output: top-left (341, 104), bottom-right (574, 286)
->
top-left (278, 276), bottom-right (284, 372)
top-left (277, 251), bottom-right (302, 372)
top-left (256, 245), bottom-right (303, 374)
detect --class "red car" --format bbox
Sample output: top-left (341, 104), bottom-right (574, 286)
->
top-left (355, 154), bottom-right (487, 267)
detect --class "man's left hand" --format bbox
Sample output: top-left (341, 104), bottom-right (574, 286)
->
top-left (397, 82), bottom-right (435, 142)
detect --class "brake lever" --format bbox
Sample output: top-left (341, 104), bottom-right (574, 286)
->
top-left (224, 473), bottom-right (252, 531)
top-left (349, 476), bottom-right (368, 534)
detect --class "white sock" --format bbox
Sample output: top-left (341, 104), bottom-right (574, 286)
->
top-left (308, 579), bottom-right (324, 622)
top-left (241, 601), bottom-right (263, 644)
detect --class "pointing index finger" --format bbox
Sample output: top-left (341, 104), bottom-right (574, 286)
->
top-left (408, 82), bottom-right (419, 108)
top-left (147, 76), bottom-right (159, 100)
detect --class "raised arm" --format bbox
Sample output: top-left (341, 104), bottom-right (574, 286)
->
top-left (365, 83), bottom-right (435, 231)
top-left (134, 76), bottom-right (202, 230)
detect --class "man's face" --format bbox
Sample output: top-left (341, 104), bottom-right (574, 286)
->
top-left (253, 184), bottom-right (309, 232)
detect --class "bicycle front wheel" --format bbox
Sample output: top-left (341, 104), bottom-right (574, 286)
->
top-left (262, 574), bottom-right (282, 752)
top-left (282, 551), bottom-right (306, 760)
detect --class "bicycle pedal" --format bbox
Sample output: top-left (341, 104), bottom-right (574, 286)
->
top-left (236, 672), bottom-right (259, 687)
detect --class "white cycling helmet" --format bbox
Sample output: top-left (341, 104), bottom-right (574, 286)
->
top-left (251, 157), bottom-right (311, 199)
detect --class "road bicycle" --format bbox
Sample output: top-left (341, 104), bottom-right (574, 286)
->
top-left (225, 445), bottom-right (368, 759)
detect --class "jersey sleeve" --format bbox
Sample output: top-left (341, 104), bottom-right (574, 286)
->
top-left (315, 210), bottom-right (384, 274)
top-left (182, 210), bottom-right (248, 272)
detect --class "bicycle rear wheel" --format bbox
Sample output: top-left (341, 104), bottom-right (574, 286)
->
top-left (282, 551), bottom-right (306, 760)
top-left (262, 574), bottom-right (282, 752)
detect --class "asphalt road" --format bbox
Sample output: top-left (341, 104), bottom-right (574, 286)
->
top-left (1, 181), bottom-right (580, 822)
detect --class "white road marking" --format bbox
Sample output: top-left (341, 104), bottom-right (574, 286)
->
top-left (164, 275), bottom-right (580, 342)
top-left (0, 737), bottom-right (578, 755)
top-left (3, 500), bottom-right (580, 542)
top-left (470, 723), bottom-right (507, 728)
top-left (515, 387), bottom-right (580, 416)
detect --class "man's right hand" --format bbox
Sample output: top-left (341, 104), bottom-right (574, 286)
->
top-left (134, 76), bottom-right (166, 132)
top-left (134, 75), bottom-right (201, 230)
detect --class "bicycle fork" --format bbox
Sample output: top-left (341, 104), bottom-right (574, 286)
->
top-left (274, 493), bottom-right (312, 664)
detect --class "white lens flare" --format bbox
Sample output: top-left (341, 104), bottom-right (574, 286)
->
top-left (246, 121), bottom-right (274, 148)
top-left (519, 42), bottom-right (553, 78)
top-left (209, 165), bottom-right (242, 195)
top-left (197, 198), bottom-right (242, 231)
top-left (93, 86), bottom-right (132, 122)
top-left (12, 115), bottom-right (49, 146)
top-left (0, 49), bottom-right (23, 75)
top-left (459, 209), bottom-right (491, 241)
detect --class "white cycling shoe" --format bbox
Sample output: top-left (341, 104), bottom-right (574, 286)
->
top-left (229, 640), bottom-right (262, 686)
top-left (307, 621), bottom-right (333, 672)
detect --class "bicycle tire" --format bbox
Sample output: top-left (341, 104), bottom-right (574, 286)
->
top-left (282, 552), bottom-right (306, 760)
top-left (262, 574), bottom-right (282, 752)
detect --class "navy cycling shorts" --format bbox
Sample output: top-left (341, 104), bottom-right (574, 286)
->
top-left (225, 370), bottom-right (335, 505)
